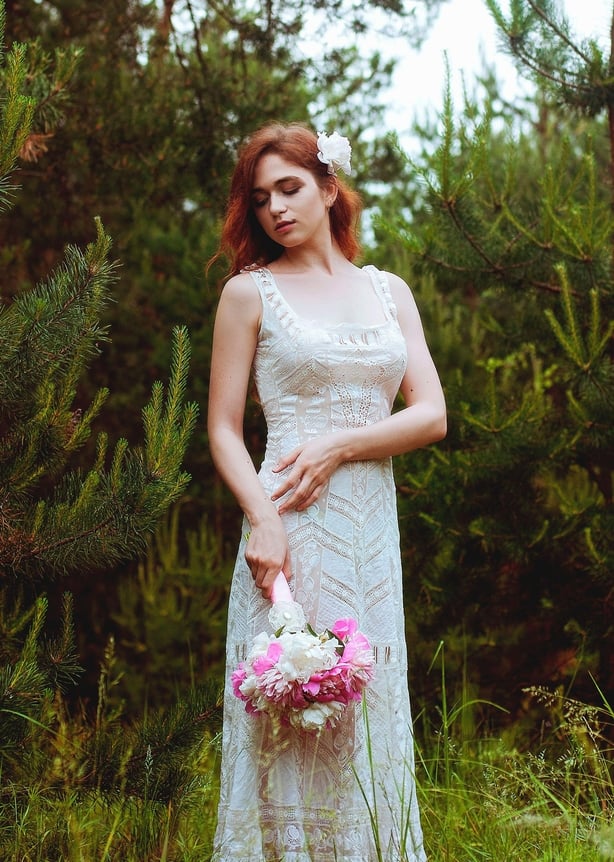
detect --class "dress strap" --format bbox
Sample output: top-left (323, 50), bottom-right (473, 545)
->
top-left (245, 266), bottom-right (274, 307)
top-left (246, 266), bottom-right (302, 339)
top-left (362, 265), bottom-right (399, 321)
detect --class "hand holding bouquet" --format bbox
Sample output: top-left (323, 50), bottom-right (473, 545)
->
top-left (232, 573), bottom-right (375, 733)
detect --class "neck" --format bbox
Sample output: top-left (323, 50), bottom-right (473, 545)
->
top-left (274, 243), bottom-right (353, 276)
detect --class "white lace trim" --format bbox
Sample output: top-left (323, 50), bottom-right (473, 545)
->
top-left (213, 802), bottom-right (427, 862)
top-left (248, 266), bottom-right (401, 347)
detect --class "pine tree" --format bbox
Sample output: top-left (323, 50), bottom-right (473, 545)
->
top-left (0, 0), bottom-right (452, 707)
top-left (374, 3), bottom-right (614, 719)
top-left (0, 0), bottom-right (437, 517)
top-left (0, 0), bottom-right (198, 758)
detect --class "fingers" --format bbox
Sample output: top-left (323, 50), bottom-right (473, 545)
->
top-left (253, 567), bottom-right (290, 600)
top-left (270, 451), bottom-right (300, 501)
top-left (244, 531), bottom-right (291, 599)
top-left (271, 442), bottom-right (311, 497)
top-left (245, 550), bottom-right (280, 594)
top-left (277, 482), bottom-right (323, 514)
top-left (271, 438), bottom-right (339, 513)
top-left (271, 450), bottom-right (296, 473)
top-left (248, 565), bottom-right (277, 599)
top-left (270, 474), bottom-right (293, 502)
top-left (255, 570), bottom-right (275, 599)
top-left (271, 459), bottom-right (326, 512)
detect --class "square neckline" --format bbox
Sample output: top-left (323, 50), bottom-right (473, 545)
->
top-left (260, 265), bottom-right (395, 332)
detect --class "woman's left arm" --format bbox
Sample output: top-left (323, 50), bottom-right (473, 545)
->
top-left (272, 272), bottom-right (447, 513)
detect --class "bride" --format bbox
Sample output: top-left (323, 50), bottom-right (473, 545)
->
top-left (208, 122), bottom-right (446, 861)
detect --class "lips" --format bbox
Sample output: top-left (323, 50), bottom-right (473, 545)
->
top-left (275, 220), bottom-right (295, 233)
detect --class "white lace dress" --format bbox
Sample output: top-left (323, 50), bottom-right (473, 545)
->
top-left (212, 266), bottom-right (427, 862)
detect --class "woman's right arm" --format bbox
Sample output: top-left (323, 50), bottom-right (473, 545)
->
top-left (207, 274), bottom-right (291, 597)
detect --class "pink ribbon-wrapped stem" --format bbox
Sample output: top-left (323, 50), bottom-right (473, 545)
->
top-left (271, 571), bottom-right (292, 604)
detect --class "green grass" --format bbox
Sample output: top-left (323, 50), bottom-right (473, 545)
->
top-left (416, 645), bottom-right (614, 861)
top-left (2, 661), bottom-right (613, 861)
top-left (417, 731), bottom-right (613, 861)
top-left (3, 710), bottom-right (612, 861)
top-left (0, 741), bottom-right (220, 862)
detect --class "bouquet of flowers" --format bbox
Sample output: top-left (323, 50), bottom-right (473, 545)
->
top-left (232, 573), bottom-right (375, 733)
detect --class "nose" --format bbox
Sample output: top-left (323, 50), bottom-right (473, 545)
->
top-left (269, 192), bottom-right (288, 215)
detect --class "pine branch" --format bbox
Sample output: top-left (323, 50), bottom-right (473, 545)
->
top-left (0, 328), bottom-right (198, 576)
top-left (0, 43), bottom-right (35, 171)
top-left (41, 592), bottom-right (84, 690)
top-left (526, 0), bottom-right (594, 67)
top-left (94, 682), bottom-right (223, 801)
top-left (0, 586), bottom-right (37, 657)
top-left (485, 0), bottom-right (610, 110)
top-left (0, 9), bottom-right (80, 206)
top-left (0, 596), bottom-right (51, 751)
top-left (0, 219), bottom-right (116, 491)
top-left (0, 38), bottom-right (35, 210)
top-left (543, 264), bottom-right (613, 371)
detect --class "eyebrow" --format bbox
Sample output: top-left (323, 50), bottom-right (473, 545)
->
top-left (251, 175), bottom-right (302, 193)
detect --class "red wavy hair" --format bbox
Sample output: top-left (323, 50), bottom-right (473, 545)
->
top-left (211, 122), bottom-right (362, 277)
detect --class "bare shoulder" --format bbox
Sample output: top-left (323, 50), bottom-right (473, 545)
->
top-left (217, 270), bottom-right (262, 322)
top-left (381, 270), bottom-right (421, 318)
top-left (382, 269), bottom-right (412, 295)
top-left (221, 270), bottom-right (260, 302)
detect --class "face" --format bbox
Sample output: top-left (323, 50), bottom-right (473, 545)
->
top-left (251, 152), bottom-right (336, 250)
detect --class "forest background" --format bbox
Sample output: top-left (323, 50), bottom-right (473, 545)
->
top-left (1, 0), bottom-right (613, 858)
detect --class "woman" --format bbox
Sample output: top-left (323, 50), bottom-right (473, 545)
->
top-left (208, 122), bottom-right (446, 862)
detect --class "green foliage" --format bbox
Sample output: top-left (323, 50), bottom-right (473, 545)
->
top-left (110, 506), bottom-right (232, 712)
top-left (0, 638), bottom-right (221, 862)
top-left (87, 638), bottom-right (222, 805)
top-left (416, 678), bottom-right (614, 861)
top-left (0, 590), bottom-right (83, 750)
top-left (485, 0), bottom-right (614, 117)
top-left (0, 597), bottom-right (54, 753)
top-left (0, 2), bottom-right (206, 829)
top-left (2, 653), bottom-right (613, 861)
top-left (372, 7), bottom-right (614, 718)
top-left (0, 5), bottom-right (81, 212)
top-left (0, 8), bottom-right (33, 207)
top-left (0, 235), bottom-right (198, 574)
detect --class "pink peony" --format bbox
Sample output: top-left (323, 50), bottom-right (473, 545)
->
top-left (331, 618), bottom-right (358, 640)
top-left (231, 664), bottom-right (247, 699)
top-left (341, 631), bottom-right (372, 665)
top-left (252, 641), bottom-right (283, 675)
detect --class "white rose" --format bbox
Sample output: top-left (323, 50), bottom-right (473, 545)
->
top-left (246, 631), bottom-right (273, 661)
top-left (317, 131), bottom-right (352, 175)
top-left (238, 672), bottom-right (260, 700)
top-left (276, 631), bottom-right (336, 681)
top-left (268, 600), bottom-right (306, 634)
top-left (293, 701), bottom-right (345, 732)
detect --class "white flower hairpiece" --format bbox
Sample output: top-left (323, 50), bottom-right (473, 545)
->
top-left (316, 130), bottom-right (352, 176)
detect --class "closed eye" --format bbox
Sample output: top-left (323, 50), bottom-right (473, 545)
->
top-left (252, 186), bottom-right (301, 209)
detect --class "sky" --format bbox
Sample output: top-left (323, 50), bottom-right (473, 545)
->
top-left (383, 0), bottom-right (610, 150)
